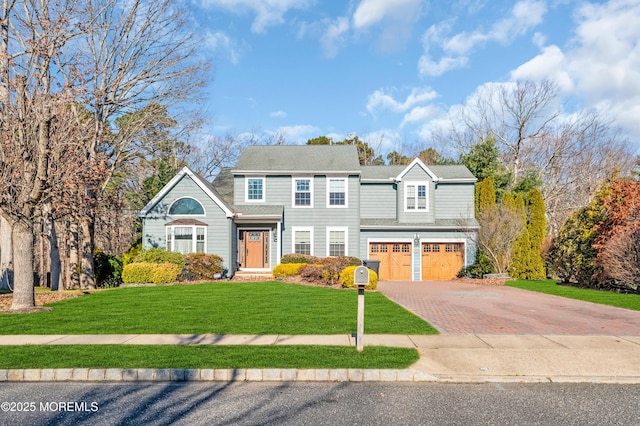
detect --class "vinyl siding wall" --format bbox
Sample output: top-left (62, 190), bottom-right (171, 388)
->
top-left (234, 174), bottom-right (361, 259)
top-left (360, 183), bottom-right (397, 219)
top-left (141, 174), bottom-right (233, 271)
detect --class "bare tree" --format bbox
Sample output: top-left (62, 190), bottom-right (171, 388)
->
top-left (600, 227), bottom-right (640, 292)
top-left (0, 0), bottom-right (80, 309)
top-left (56, 0), bottom-right (210, 288)
top-left (450, 79), bottom-right (635, 234)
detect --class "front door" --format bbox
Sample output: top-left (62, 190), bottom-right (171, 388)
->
top-left (240, 230), bottom-right (269, 269)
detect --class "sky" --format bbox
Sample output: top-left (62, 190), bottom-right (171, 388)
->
top-left (191, 0), bottom-right (640, 158)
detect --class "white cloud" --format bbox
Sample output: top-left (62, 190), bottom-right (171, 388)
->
top-left (270, 110), bottom-right (288, 118)
top-left (568, 0), bottom-right (640, 144)
top-left (320, 17), bottom-right (350, 58)
top-left (273, 125), bottom-right (320, 144)
top-left (367, 87), bottom-right (438, 114)
top-left (201, 0), bottom-right (312, 33)
top-left (352, 0), bottom-right (422, 29)
top-left (401, 105), bottom-right (439, 127)
top-left (511, 45), bottom-right (574, 93)
top-left (205, 31), bottom-right (243, 65)
top-left (419, 0), bottom-right (547, 76)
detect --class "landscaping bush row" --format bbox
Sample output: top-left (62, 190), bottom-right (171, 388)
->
top-left (121, 249), bottom-right (224, 284)
top-left (273, 256), bottom-right (378, 290)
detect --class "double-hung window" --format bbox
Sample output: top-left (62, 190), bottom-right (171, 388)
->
top-left (246, 177), bottom-right (265, 202)
top-left (292, 227), bottom-right (313, 255)
top-left (327, 227), bottom-right (348, 257)
top-left (405, 182), bottom-right (428, 212)
top-left (293, 178), bottom-right (313, 207)
top-left (327, 178), bottom-right (347, 207)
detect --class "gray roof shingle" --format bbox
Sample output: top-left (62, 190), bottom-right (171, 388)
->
top-left (232, 145), bottom-right (361, 173)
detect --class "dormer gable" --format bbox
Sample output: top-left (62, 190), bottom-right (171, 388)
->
top-left (394, 158), bottom-right (439, 182)
top-left (139, 166), bottom-right (234, 218)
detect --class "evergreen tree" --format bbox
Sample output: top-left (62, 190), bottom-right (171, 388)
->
top-left (460, 136), bottom-right (512, 199)
top-left (527, 189), bottom-right (547, 279)
top-left (475, 177), bottom-right (497, 217)
top-left (509, 194), bottom-right (532, 279)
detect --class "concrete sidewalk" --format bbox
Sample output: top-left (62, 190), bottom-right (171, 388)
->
top-left (1, 334), bottom-right (640, 383)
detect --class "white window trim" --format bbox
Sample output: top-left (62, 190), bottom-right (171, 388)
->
top-left (404, 181), bottom-right (430, 212)
top-left (168, 197), bottom-right (206, 216)
top-left (166, 225), bottom-right (207, 253)
top-left (291, 226), bottom-right (314, 256)
top-left (326, 226), bottom-right (348, 257)
top-left (245, 176), bottom-right (266, 203)
top-left (326, 177), bottom-right (348, 208)
top-left (292, 177), bottom-right (314, 208)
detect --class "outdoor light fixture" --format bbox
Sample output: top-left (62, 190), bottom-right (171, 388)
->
top-left (414, 233), bottom-right (420, 245)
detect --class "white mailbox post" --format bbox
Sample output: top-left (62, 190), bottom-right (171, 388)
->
top-left (354, 265), bottom-right (369, 352)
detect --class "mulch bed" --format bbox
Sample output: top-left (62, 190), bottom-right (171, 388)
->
top-left (0, 290), bottom-right (85, 311)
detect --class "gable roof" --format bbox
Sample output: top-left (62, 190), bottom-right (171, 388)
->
top-left (232, 145), bottom-right (361, 174)
top-left (360, 161), bottom-right (476, 183)
top-left (138, 167), bottom-right (234, 218)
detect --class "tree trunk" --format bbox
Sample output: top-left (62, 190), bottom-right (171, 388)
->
top-left (0, 215), bottom-right (12, 290)
top-left (10, 220), bottom-right (35, 310)
top-left (68, 221), bottom-right (80, 288)
top-left (42, 203), bottom-right (61, 291)
top-left (80, 218), bottom-right (95, 289)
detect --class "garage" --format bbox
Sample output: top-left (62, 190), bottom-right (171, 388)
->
top-left (369, 243), bottom-right (412, 281)
top-left (421, 243), bottom-right (464, 280)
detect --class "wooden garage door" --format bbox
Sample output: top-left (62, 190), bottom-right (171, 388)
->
top-left (421, 243), bottom-right (464, 280)
top-left (369, 243), bottom-right (412, 281)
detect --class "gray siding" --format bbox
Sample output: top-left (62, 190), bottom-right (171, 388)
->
top-left (434, 183), bottom-right (475, 219)
top-left (360, 183), bottom-right (397, 219)
top-left (141, 174), bottom-right (233, 271)
top-left (397, 164), bottom-right (436, 224)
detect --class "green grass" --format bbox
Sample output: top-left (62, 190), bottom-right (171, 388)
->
top-left (506, 280), bottom-right (640, 311)
top-left (0, 345), bottom-right (419, 369)
top-left (0, 281), bottom-right (438, 335)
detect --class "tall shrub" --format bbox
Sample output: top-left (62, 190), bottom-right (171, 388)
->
top-left (526, 189), bottom-right (547, 279)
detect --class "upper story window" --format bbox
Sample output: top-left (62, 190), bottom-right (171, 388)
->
top-left (405, 182), bottom-right (428, 212)
top-left (246, 177), bottom-right (265, 202)
top-left (293, 178), bottom-right (313, 207)
top-left (168, 197), bottom-right (205, 215)
top-left (327, 178), bottom-right (347, 207)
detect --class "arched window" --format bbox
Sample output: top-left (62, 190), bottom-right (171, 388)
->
top-left (169, 197), bottom-right (205, 215)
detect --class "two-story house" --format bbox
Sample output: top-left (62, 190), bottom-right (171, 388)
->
top-left (139, 145), bottom-right (478, 281)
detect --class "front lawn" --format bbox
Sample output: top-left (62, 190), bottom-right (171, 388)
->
top-left (506, 280), bottom-right (640, 311)
top-left (0, 281), bottom-right (438, 335)
top-left (0, 345), bottom-right (419, 369)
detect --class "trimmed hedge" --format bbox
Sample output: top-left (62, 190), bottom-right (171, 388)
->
top-left (280, 253), bottom-right (318, 264)
top-left (122, 262), bottom-right (181, 284)
top-left (340, 266), bottom-right (378, 290)
top-left (133, 248), bottom-right (186, 269)
top-left (273, 263), bottom-right (306, 278)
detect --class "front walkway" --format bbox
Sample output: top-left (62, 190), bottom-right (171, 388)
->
top-left (378, 280), bottom-right (640, 335)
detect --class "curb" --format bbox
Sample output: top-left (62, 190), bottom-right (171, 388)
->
top-left (0, 368), bottom-right (436, 382)
top-left (2, 369), bottom-right (640, 384)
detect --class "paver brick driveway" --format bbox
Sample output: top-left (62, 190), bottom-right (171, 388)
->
top-left (378, 280), bottom-right (640, 335)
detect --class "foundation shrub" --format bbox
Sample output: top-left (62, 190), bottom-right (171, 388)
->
top-left (339, 266), bottom-right (378, 290)
top-left (151, 262), bottom-right (181, 284)
top-left (299, 264), bottom-right (324, 282)
top-left (273, 263), bottom-right (306, 278)
top-left (280, 253), bottom-right (318, 264)
top-left (133, 248), bottom-right (185, 270)
top-left (181, 253), bottom-right (224, 281)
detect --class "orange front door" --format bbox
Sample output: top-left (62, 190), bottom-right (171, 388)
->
top-left (241, 230), bottom-right (269, 268)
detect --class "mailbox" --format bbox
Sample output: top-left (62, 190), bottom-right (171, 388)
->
top-left (354, 265), bottom-right (370, 287)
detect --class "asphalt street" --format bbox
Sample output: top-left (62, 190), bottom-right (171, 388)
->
top-left (1, 382), bottom-right (639, 425)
